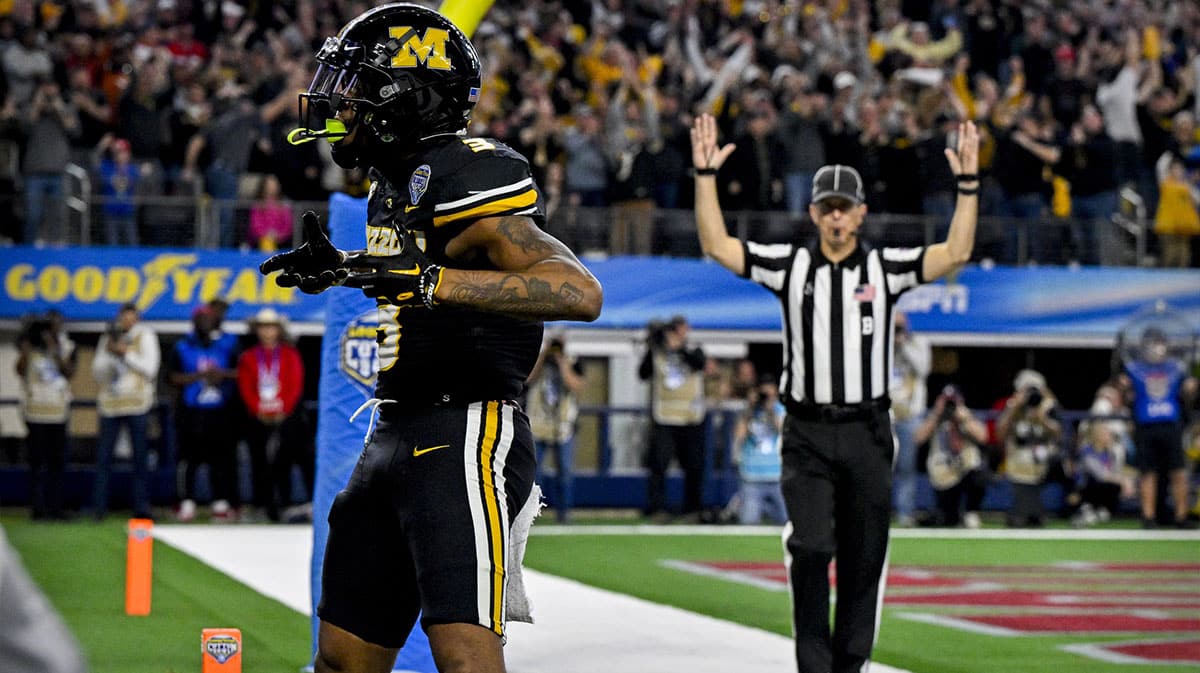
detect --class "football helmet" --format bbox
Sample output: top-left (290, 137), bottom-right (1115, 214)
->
top-left (288, 2), bottom-right (482, 166)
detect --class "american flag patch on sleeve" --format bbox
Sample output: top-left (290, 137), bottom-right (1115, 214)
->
top-left (853, 284), bottom-right (876, 302)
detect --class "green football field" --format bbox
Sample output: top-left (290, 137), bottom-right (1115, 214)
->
top-left (4, 512), bottom-right (1197, 673)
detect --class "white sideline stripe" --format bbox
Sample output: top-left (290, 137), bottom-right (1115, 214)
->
top-left (660, 559), bottom-right (788, 592)
top-left (155, 525), bottom-right (914, 673)
top-left (895, 612), bottom-right (1023, 637)
top-left (1059, 638), bottom-right (1200, 667)
top-left (531, 525), bottom-right (1200, 541)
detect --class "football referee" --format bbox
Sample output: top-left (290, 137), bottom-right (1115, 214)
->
top-left (690, 113), bottom-right (980, 673)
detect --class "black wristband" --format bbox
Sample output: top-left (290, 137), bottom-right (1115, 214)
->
top-left (957, 186), bottom-right (979, 196)
top-left (955, 174), bottom-right (979, 182)
top-left (695, 167), bottom-right (718, 176)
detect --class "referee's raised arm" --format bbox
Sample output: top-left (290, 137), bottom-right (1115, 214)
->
top-left (921, 120), bottom-right (982, 281)
top-left (690, 114), bottom-right (744, 275)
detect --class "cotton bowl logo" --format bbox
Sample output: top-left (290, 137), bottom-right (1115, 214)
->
top-left (340, 309), bottom-right (380, 395)
top-left (205, 635), bottom-right (239, 664)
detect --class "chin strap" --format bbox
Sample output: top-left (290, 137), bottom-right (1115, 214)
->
top-left (287, 118), bottom-right (350, 145)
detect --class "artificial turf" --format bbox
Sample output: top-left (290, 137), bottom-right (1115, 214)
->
top-left (2, 514), bottom-right (310, 673)
top-left (5, 511), bottom-right (1196, 673)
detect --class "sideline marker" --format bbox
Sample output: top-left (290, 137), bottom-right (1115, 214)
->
top-left (124, 518), bottom-right (153, 615)
top-left (202, 628), bottom-right (243, 673)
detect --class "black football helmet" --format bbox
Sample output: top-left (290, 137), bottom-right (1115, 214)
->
top-left (288, 2), bottom-right (482, 167)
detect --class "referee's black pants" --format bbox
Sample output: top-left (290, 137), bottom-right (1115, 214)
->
top-left (781, 410), bottom-right (893, 673)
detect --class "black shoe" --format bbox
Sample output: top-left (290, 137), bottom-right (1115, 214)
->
top-left (1175, 519), bottom-right (1198, 530)
top-left (1141, 518), bottom-right (1157, 529)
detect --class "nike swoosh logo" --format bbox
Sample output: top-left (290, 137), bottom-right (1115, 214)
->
top-left (405, 204), bottom-right (419, 213)
top-left (412, 444), bottom-right (450, 457)
top-left (387, 266), bottom-right (421, 276)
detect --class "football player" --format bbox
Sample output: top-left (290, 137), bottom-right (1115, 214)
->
top-left (260, 4), bottom-right (602, 672)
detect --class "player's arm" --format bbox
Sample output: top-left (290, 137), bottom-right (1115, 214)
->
top-left (690, 113), bottom-right (744, 275)
top-left (436, 215), bottom-right (603, 322)
top-left (923, 120), bottom-right (980, 281)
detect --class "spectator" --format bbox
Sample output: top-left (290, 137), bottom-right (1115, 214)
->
top-left (22, 78), bottom-right (79, 245)
top-left (95, 135), bottom-right (141, 245)
top-left (1120, 328), bottom-right (1198, 528)
top-left (720, 109), bottom-right (784, 213)
top-left (776, 84), bottom-right (827, 221)
top-left (1094, 30), bottom-right (1143, 188)
top-left (1, 26), bottom-right (52, 105)
top-left (1057, 105), bottom-right (1120, 266)
top-left (996, 369), bottom-right (1063, 527)
top-left (730, 375), bottom-right (786, 525)
top-left (916, 384), bottom-right (989, 528)
top-left (526, 335), bottom-right (585, 523)
top-left (15, 312), bottom-right (76, 520)
top-left (890, 311), bottom-right (932, 527)
top-left (994, 112), bottom-right (1055, 262)
top-left (1071, 422), bottom-right (1134, 527)
top-left (91, 303), bottom-right (159, 521)
top-left (606, 68), bottom-right (660, 255)
top-left (247, 174), bottom-right (294, 252)
top-left (183, 87), bottom-right (268, 248)
top-left (639, 316), bottom-right (707, 522)
top-left (169, 305), bottom-right (240, 523)
top-left (1089, 379), bottom-right (1135, 454)
top-left (1153, 156), bottom-right (1200, 267)
top-left (237, 308), bottom-right (310, 523)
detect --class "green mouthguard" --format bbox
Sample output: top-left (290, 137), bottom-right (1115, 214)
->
top-left (286, 118), bottom-right (349, 145)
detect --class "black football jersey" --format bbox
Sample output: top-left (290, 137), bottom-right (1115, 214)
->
top-left (365, 136), bottom-right (546, 404)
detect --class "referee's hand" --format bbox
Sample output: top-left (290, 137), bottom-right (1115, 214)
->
top-left (944, 120), bottom-right (979, 177)
top-left (690, 113), bottom-right (736, 174)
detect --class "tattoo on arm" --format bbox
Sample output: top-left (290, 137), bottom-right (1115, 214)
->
top-left (449, 271), bottom-right (584, 319)
top-left (495, 217), bottom-right (560, 256)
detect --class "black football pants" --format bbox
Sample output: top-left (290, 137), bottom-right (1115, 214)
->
top-left (781, 410), bottom-right (893, 673)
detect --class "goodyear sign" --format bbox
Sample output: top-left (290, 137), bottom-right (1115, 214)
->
top-left (0, 248), bottom-right (327, 322)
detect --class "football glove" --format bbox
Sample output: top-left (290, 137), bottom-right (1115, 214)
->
top-left (259, 210), bottom-right (348, 294)
top-left (342, 229), bottom-right (444, 309)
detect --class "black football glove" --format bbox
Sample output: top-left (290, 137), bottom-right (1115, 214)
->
top-left (259, 210), bottom-right (348, 294)
top-left (342, 229), bottom-right (444, 309)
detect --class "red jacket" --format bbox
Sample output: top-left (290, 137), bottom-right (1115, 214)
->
top-left (237, 343), bottom-right (304, 417)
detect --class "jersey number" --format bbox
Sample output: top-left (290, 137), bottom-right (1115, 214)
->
top-left (462, 138), bottom-right (496, 153)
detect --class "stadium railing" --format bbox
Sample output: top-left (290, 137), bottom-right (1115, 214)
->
top-left (41, 173), bottom-right (1151, 267)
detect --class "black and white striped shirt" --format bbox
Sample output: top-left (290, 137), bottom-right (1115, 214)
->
top-left (741, 240), bottom-right (926, 406)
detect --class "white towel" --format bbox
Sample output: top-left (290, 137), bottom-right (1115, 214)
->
top-left (506, 483), bottom-right (544, 624)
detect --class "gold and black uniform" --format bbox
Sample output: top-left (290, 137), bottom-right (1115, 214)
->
top-left (319, 136), bottom-right (544, 647)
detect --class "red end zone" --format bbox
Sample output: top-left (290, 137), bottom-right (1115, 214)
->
top-left (671, 561), bottom-right (1200, 665)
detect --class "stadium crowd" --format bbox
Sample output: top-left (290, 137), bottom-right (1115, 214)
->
top-left (1, 0), bottom-right (1198, 264)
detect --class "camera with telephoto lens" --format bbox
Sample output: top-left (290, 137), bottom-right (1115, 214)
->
top-left (1024, 386), bottom-right (1043, 408)
top-left (646, 320), bottom-right (668, 349)
top-left (940, 397), bottom-right (958, 422)
top-left (20, 317), bottom-right (54, 349)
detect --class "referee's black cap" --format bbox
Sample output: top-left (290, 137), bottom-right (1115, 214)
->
top-left (811, 165), bottom-right (865, 205)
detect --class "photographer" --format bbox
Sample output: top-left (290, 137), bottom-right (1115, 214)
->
top-left (91, 303), bottom-right (160, 521)
top-left (526, 334), bottom-right (585, 522)
top-left (14, 311), bottom-right (76, 520)
top-left (638, 316), bottom-right (707, 522)
top-left (915, 385), bottom-right (989, 528)
top-left (996, 369), bottom-right (1064, 527)
top-left (22, 78), bottom-right (79, 245)
top-left (731, 376), bottom-right (787, 525)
